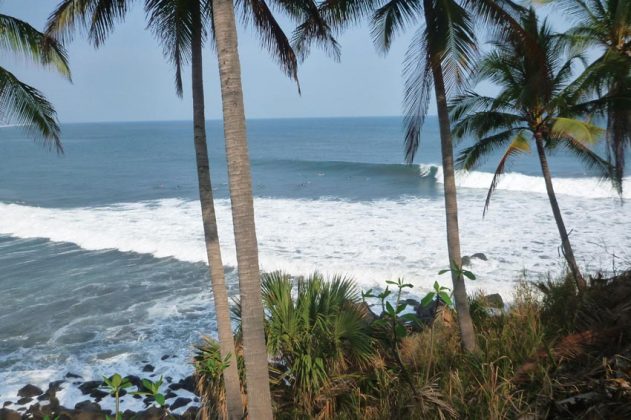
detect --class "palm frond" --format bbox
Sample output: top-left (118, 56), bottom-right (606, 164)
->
top-left (402, 27), bottom-right (431, 163)
top-left (371, 0), bottom-right (421, 53)
top-left (455, 128), bottom-right (520, 170)
top-left (0, 66), bottom-right (62, 151)
top-left (145, 0), bottom-right (194, 97)
top-left (46, 0), bottom-right (134, 47)
top-left (237, 0), bottom-right (300, 87)
top-left (0, 14), bottom-right (71, 79)
top-left (290, 0), bottom-right (341, 61)
top-left (483, 132), bottom-right (530, 215)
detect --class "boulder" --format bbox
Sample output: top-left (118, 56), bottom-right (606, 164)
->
top-left (17, 384), bottom-right (43, 398)
top-left (0, 408), bottom-right (21, 420)
top-left (170, 397), bottom-right (192, 411)
top-left (142, 364), bottom-right (155, 373)
top-left (75, 400), bottom-right (101, 412)
top-left (483, 293), bottom-right (504, 309)
top-left (472, 252), bottom-right (488, 261)
top-left (78, 381), bottom-right (102, 395)
top-left (16, 397), bottom-right (33, 405)
top-left (65, 372), bottom-right (83, 379)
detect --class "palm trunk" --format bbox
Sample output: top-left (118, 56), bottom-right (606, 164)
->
top-left (191, 3), bottom-right (243, 418)
top-left (211, 0), bottom-right (274, 417)
top-left (534, 134), bottom-right (586, 290)
top-left (430, 53), bottom-right (477, 353)
top-left (607, 89), bottom-right (626, 192)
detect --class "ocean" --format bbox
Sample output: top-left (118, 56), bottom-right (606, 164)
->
top-left (0, 117), bottom-right (629, 406)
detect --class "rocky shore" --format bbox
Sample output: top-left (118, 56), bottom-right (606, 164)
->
top-left (0, 368), bottom-right (201, 419)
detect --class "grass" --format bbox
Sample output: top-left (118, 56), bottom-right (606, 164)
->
top-left (194, 270), bottom-right (631, 419)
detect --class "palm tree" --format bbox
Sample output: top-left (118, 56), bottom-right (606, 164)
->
top-left (451, 9), bottom-right (614, 291)
top-left (146, 0), bottom-right (246, 416)
top-left (559, 0), bottom-right (631, 192)
top-left (46, 1), bottom-right (245, 416)
top-left (312, 0), bottom-right (498, 352)
top-left (45, 0), bottom-right (338, 416)
top-left (210, 0), bottom-right (274, 414)
top-left (0, 12), bottom-right (70, 150)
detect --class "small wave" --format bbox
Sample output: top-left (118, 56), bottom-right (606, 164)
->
top-left (418, 164), bottom-right (629, 199)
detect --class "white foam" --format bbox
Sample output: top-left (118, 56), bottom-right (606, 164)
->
top-left (419, 164), bottom-right (630, 199)
top-left (1, 192), bottom-right (630, 299)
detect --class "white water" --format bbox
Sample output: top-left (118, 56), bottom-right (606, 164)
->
top-left (1, 182), bottom-right (629, 300)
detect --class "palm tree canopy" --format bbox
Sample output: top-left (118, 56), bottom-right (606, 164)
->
top-left (451, 8), bottom-right (614, 214)
top-left (557, 0), bottom-right (631, 189)
top-left (46, 0), bottom-right (340, 94)
top-left (0, 13), bottom-right (70, 150)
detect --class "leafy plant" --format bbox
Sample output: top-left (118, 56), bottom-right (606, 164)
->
top-left (102, 373), bottom-right (133, 419)
top-left (421, 281), bottom-right (454, 308)
top-left (133, 376), bottom-right (167, 408)
top-left (438, 260), bottom-right (477, 281)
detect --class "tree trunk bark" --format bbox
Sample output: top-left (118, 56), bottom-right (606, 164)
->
top-left (191, 3), bottom-right (244, 418)
top-left (430, 53), bottom-right (477, 353)
top-left (211, 0), bottom-right (274, 417)
top-left (534, 134), bottom-right (587, 290)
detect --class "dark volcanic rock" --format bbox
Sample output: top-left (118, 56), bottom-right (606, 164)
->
top-left (18, 384), bottom-right (43, 398)
top-left (78, 380), bottom-right (102, 395)
top-left (168, 382), bottom-right (182, 391)
top-left (142, 364), bottom-right (155, 373)
top-left (65, 372), bottom-right (83, 379)
top-left (161, 355), bottom-right (170, 361)
top-left (472, 252), bottom-right (488, 261)
top-left (0, 408), bottom-right (21, 420)
top-left (179, 376), bottom-right (196, 394)
top-left (16, 397), bottom-right (33, 405)
top-left (89, 389), bottom-right (109, 402)
top-left (170, 397), bottom-right (192, 411)
top-left (75, 400), bottom-right (101, 412)
top-left (164, 390), bottom-right (177, 400)
top-left (3, 401), bottom-right (12, 407)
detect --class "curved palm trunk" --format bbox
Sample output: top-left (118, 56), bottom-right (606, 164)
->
top-left (430, 56), bottom-right (477, 353)
top-left (211, 0), bottom-right (274, 417)
top-left (607, 84), bottom-right (628, 192)
top-left (534, 135), bottom-right (586, 290)
top-left (190, 4), bottom-right (244, 418)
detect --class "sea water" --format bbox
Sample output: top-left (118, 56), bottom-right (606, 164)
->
top-left (0, 117), bottom-right (629, 402)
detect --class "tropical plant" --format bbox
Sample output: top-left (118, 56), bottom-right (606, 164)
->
top-left (0, 12), bottom-right (70, 150)
top-left (102, 374), bottom-right (133, 419)
top-left (230, 272), bottom-right (376, 417)
top-left (133, 376), bottom-right (167, 409)
top-left (451, 8), bottom-right (615, 290)
top-left (559, 0), bottom-right (631, 191)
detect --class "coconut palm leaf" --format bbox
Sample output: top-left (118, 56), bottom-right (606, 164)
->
top-left (0, 67), bottom-right (62, 151)
top-left (236, 0), bottom-right (299, 85)
top-left (145, 0), bottom-right (194, 97)
top-left (0, 14), bottom-right (71, 79)
top-left (289, 0), bottom-right (341, 61)
top-left (456, 128), bottom-right (520, 170)
top-left (46, 0), bottom-right (134, 47)
top-left (483, 132), bottom-right (530, 215)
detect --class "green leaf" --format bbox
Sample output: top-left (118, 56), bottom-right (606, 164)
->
top-left (155, 393), bottom-right (166, 406)
top-left (385, 301), bottom-right (395, 315)
top-left (433, 281), bottom-right (440, 291)
top-left (463, 270), bottom-right (476, 280)
top-left (396, 303), bottom-right (407, 314)
top-left (385, 280), bottom-right (397, 285)
top-left (438, 269), bottom-right (450, 275)
top-left (111, 374), bottom-right (122, 388)
top-left (421, 292), bottom-right (435, 307)
top-left (438, 291), bottom-right (453, 306)
top-left (395, 323), bottom-right (407, 339)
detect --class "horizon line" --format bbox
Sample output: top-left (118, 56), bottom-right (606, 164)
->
top-left (55, 114), bottom-right (439, 125)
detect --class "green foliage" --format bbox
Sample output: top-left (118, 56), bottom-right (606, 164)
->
top-left (102, 374), bottom-right (133, 419)
top-left (133, 376), bottom-right (167, 407)
top-left (0, 13), bottom-right (68, 148)
top-left (260, 272), bottom-right (376, 416)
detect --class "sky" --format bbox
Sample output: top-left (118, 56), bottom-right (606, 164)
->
top-left (1, 0), bottom-right (421, 123)
top-left (1, 1), bottom-right (568, 124)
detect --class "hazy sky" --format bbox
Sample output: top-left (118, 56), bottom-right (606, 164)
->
top-left (1, 2), bottom-right (566, 123)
